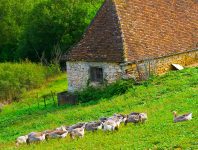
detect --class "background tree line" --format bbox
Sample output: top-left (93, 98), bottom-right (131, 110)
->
top-left (0, 0), bottom-right (103, 63)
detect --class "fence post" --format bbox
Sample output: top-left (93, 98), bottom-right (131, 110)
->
top-left (43, 96), bottom-right (46, 108)
top-left (51, 91), bottom-right (56, 106)
top-left (37, 93), bottom-right (40, 109)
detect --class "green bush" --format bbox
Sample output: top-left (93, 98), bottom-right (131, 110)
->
top-left (0, 62), bottom-right (60, 102)
top-left (77, 79), bottom-right (135, 103)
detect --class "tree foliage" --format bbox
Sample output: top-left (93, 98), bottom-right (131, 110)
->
top-left (0, 0), bottom-right (46, 61)
top-left (0, 0), bottom-right (103, 62)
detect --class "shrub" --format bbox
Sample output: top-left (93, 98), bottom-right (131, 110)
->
top-left (77, 79), bottom-right (135, 103)
top-left (0, 62), bottom-right (60, 102)
top-left (45, 64), bottom-right (61, 79)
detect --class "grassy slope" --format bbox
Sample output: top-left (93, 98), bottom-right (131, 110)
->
top-left (0, 68), bottom-right (198, 150)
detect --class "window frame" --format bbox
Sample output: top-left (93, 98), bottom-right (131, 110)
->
top-left (89, 66), bottom-right (104, 83)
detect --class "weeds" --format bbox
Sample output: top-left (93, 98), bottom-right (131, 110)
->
top-left (77, 79), bottom-right (135, 103)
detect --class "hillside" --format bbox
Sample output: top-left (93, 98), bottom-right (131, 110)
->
top-left (0, 67), bottom-right (198, 149)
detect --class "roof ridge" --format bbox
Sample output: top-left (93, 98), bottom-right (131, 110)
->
top-left (112, 0), bottom-right (128, 62)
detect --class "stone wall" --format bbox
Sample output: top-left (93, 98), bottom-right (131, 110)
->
top-left (67, 62), bottom-right (121, 92)
top-left (125, 50), bottom-right (198, 80)
top-left (155, 50), bottom-right (198, 74)
top-left (67, 50), bottom-right (197, 92)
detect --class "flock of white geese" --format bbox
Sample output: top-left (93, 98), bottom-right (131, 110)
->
top-left (16, 111), bottom-right (192, 146)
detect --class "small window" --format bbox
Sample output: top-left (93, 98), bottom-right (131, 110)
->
top-left (90, 67), bottom-right (103, 83)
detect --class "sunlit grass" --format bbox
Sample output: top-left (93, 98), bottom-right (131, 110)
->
top-left (0, 67), bottom-right (197, 149)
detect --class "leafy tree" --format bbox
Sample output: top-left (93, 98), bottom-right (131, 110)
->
top-left (18, 0), bottom-right (103, 62)
top-left (0, 0), bottom-right (47, 62)
top-left (0, 0), bottom-right (103, 62)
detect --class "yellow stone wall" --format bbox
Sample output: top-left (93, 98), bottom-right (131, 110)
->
top-left (125, 50), bottom-right (198, 80)
top-left (155, 50), bottom-right (198, 74)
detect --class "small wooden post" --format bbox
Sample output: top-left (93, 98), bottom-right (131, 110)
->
top-left (37, 93), bottom-right (40, 109)
top-left (148, 60), bottom-right (151, 76)
top-left (43, 96), bottom-right (46, 108)
top-left (51, 91), bottom-right (56, 106)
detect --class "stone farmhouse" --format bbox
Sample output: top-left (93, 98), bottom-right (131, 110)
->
top-left (64, 0), bottom-right (198, 92)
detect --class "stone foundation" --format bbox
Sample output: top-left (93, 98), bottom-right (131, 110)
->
top-left (67, 62), bottom-right (122, 92)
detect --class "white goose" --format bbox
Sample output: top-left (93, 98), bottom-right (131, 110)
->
top-left (125, 112), bottom-right (148, 125)
top-left (102, 116), bottom-right (123, 131)
top-left (67, 122), bottom-right (85, 132)
top-left (26, 132), bottom-right (46, 144)
top-left (45, 130), bottom-right (68, 140)
top-left (16, 135), bottom-right (28, 146)
top-left (112, 114), bottom-right (128, 123)
top-left (85, 121), bottom-right (103, 131)
top-left (102, 119), bottom-right (118, 131)
top-left (55, 126), bottom-right (67, 131)
top-left (70, 124), bottom-right (86, 139)
top-left (173, 111), bottom-right (192, 123)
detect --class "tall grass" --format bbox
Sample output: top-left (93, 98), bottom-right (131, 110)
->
top-left (0, 62), bottom-right (60, 102)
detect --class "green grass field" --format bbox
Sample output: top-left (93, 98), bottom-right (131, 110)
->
top-left (0, 67), bottom-right (198, 150)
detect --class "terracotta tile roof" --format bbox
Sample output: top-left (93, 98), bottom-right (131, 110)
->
top-left (66, 0), bottom-right (198, 62)
top-left (66, 0), bottom-right (124, 62)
